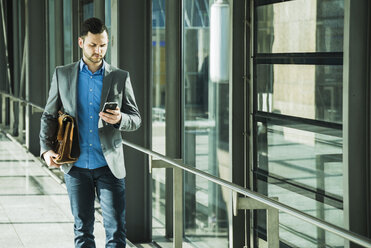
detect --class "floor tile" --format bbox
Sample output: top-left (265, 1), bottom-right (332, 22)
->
top-left (0, 195), bottom-right (73, 223)
top-left (0, 224), bottom-right (23, 248)
top-left (0, 163), bottom-right (47, 177)
top-left (0, 176), bottom-right (67, 195)
top-left (13, 222), bottom-right (106, 248)
top-left (0, 135), bottom-right (126, 248)
top-left (0, 203), bottom-right (9, 222)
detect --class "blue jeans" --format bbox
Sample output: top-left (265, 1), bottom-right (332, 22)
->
top-left (64, 166), bottom-right (126, 248)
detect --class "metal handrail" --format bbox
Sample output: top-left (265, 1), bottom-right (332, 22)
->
top-left (123, 141), bottom-right (371, 248)
top-left (1, 91), bottom-right (371, 248)
top-left (0, 90), bottom-right (44, 111)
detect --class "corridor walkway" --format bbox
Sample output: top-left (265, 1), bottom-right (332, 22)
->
top-left (0, 131), bottom-right (108, 248)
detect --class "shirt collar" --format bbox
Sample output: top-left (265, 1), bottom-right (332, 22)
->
top-left (79, 58), bottom-right (105, 75)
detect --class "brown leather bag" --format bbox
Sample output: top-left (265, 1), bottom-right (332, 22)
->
top-left (52, 111), bottom-right (78, 165)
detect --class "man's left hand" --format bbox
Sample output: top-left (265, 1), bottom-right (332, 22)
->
top-left (99, 106), bottom-right (122, 125)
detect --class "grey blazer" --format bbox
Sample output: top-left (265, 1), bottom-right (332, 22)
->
top-left (39, 60), bottom-right (141, 179)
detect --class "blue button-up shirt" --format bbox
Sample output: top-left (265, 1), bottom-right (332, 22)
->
top-left (74, 59), bottom-right (108, 169)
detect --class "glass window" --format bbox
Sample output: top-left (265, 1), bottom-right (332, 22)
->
top-left (256, 122), bottom-right (343, 199)
top-left (257, 0), bottom-right (344, 53)
top-left (63, 0), bottom-right (73, 64)
top-left (82, 0), bottom-right (94, 20)
top-left (256, 64), bottom-right (343, 123)
top-left (183, 0), bottom-right (231, 247)
top-left (256, 179), bottom-right (344, 247)
top-left (253, 0), bottom-right (344, 247)
top-left (48, 0), bottom-right (56, 82)
top-left (151, 0), bottom-right (166, 239)
top-left (105, 0), bottom-right (111, 63)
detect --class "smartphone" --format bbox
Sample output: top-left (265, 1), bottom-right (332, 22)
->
top-left (102, 102), bottom-right (118, 113)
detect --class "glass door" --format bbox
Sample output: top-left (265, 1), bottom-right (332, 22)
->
top-left (250, 0), bottom-right (345, 247)
top-left (151, 0), bottom-right (167, 240)
top-left (182, 0), bottom-right (232, 247)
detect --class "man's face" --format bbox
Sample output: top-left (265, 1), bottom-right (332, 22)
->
top-left (78, 31), bottom-right (108, 64)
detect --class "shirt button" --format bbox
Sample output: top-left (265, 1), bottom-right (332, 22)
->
top-left (90, 144), bottom-right (92, 146)
top-left (90, 130), bottom-right (93, 133)
top-left (90, 89), bottom-right (92, 92)
top-left (90, 76), bottom-right (92, 79)
top-left (90, 102), bottom-right (92, 105)
top-left (90, 116), bottom-right (93, 119)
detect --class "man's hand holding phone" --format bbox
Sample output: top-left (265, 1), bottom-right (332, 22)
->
top-left (99, 102), bottom-right (121, 125)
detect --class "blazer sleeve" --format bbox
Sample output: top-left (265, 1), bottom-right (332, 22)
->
top-left (116, 73), bottom-right (141, 131)
top-left (39, 68), bottom-right (61, 158)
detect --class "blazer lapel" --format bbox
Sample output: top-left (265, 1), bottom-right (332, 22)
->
top-left (100, 61), bottom-right (113, 112)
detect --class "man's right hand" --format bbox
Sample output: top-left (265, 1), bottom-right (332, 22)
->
top-left (43, 150), bottom-right (60, 168)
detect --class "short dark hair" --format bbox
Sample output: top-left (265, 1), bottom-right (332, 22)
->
top-left (80, 17), bottom-right (108, 37)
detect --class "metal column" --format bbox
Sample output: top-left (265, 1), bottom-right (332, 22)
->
top-left (54, 0), bottom-right (63, 66)
top-left (343, 0), bottom-right (371, 247)
top-left (26, 0), bottom-right (47, 155)
top-left (165, 0), bottom-right (182, 238)
top-left (116, 0), bottom-right (152, 243)
top-left (232, 0), bottom-right (249, 247)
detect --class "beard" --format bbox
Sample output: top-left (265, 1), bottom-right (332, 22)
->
top-left (84, 50), bottom-right (103, 64)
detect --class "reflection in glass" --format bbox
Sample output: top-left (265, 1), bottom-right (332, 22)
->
top-left (63, 0), bottom-right (72, 64)
top-left (183, 0), bottom-right (231, 247)
top-left (83, 1), bottom-right (93, 20)
top-left (257, 122), bottom-right (343, 198)
top-left (257, 64), bottom-right (343, 123)
top-left (151, 0), bottom-right (166, 239)
top-left (105, 0), bottom-right (111, 63)
top-left (254, 0), bottom-right (345, 246)
top-left (257, 0), bottom-right (344, 53)
top-left (48, 0), bottom-right (56, 82)
top-left (256, 121), bottom-right (343, 247)
top-left (257, 180), bottom-right (344, 247)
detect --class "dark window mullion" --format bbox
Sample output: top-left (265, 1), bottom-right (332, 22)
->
top-left (255, 169), bottom-right (343, 209)
top-left (255, 111), bottom-right (342, 132)
top-left (255, 52), bottom-right (343, 58)
top-left (254, 52), bottom-right (343, 65)
top-left (255, 110), bottom-right (343, 128)
top-left (255, 0), bottom-right (295, 8)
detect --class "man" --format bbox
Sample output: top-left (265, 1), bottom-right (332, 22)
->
top-left (39, 17), bottom-right (141, 248)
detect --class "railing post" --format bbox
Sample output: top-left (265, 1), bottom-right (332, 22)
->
top-left (0, 95), bottom-right (3, 125)
top-left (9, 98), bottom-right (14, 134)
top-left (151, 158), bottom-right (184, 247)
top-left (25, 103), bottom-right (30, 149)
top-left (1, 96), bottom-right (6, 127)
top-left (173, 167), bottom-right (183, 248)
top-left (267, 205), bottom-right (279, 247)
top-left (233, 192), bottom-right (279, 248)
top-left (18, 102), bottom-right (25, 143)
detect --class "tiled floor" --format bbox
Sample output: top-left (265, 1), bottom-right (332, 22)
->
top-left (0, 132), bottom-right (109, 248)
